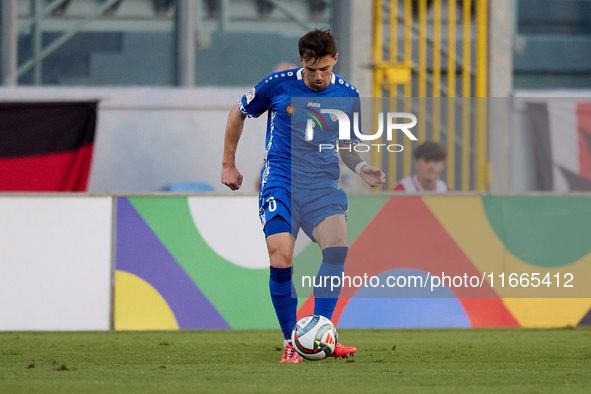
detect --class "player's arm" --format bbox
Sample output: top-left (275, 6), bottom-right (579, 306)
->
top-left (221, 103), bottom-right (247, 191)
top-left (338, 141), bottom-right (386, 188)
top-left (222, 78), bottom-right (274, 190)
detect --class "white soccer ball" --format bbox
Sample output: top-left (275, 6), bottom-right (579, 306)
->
top-left (291, 315), bottom-right (338, 361)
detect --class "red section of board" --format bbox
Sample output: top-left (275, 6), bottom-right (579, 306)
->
top-left (577, 103), bottom-right (591, 182)
top-left (458, 298), bottom-right (518, 327)
top-left (297, 298), bottom-right (314, 321)
top-left (298, 197), bottom-right (518, 328)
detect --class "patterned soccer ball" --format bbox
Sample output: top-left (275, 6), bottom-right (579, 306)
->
top-left (291, 315), bottom-right (338, 361)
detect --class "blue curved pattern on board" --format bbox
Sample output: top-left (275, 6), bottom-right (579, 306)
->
top-left (338, 269), bottom-right (471, 329)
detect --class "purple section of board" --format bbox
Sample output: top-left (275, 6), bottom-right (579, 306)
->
top-left (579, 307), bottom-right (591, 326)
top-left (116, 197), bottom-right (230, 330)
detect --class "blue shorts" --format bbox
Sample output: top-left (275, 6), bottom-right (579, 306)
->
top-left (259, 183), bottom-right (348, 242)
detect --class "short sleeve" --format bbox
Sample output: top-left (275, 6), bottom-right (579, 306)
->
top-left (237, 76), bottom-right (275, 118)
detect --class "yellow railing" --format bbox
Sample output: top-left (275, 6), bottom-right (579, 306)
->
top-left (372, 0), bottom-right (489, 191)
top-left (475, 0), bottom-right (488, 191)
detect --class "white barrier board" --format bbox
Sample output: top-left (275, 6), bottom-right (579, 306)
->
top-left (0, 197), bottom-right (112, 330)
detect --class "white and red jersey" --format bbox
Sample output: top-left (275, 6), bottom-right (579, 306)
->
top-left (393, 175), bottom-right (451, 193)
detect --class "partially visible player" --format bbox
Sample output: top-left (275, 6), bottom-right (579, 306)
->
top-left (221, 29), bottom-right (385, 363)
top-left (393, 141), bottom-right (451, 192)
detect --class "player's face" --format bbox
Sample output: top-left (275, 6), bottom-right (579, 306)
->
top-left (415, 158), bottom-right (445, 181)
top-left (299, 54), bottom-right (339, 91)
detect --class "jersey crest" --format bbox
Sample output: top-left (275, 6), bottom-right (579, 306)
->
top-left (285, 102), bottom-right (296, 116)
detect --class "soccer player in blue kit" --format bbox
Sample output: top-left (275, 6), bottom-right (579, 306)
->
top-left (221, 29), bottom-right (385, 363)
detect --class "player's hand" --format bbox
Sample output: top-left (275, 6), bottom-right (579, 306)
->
top-left (221, 165), bottom-right (243, 191)
top-left (360, 164), bottom-right (386, 188)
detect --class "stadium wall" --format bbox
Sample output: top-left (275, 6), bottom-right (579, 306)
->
top-left (4, 88), bottom-right (591, 195)
top-left (0, 87), bottom-right (267, 194)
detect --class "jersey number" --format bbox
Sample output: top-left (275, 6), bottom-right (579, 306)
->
top-left (267, 197), bottom-right (277, 212)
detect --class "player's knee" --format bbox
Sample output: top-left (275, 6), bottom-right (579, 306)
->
top-left (268, 247), bottom-right (292, 268)
top-left (265, 217), bottom-right (293, 268)
top-left (313, 215), bottom-right (348, 249)
top-left (320, 232), bottom-right (348, 249)
top-left (334, 232), bottom-right (348, 247)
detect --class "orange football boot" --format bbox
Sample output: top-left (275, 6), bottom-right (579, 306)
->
top-left (331, 343), bottom-right (357, 359)
top-left (280, 343), bottom-right (303, 363)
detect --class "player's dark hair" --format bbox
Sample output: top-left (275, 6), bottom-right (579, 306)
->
top-left (298, 29), bottom-right (338, 64)
top-left (413, 141), bottom-right (447, 162)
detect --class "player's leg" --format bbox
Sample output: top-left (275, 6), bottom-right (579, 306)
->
top-left (299, 185), bottom-right (356, 359)
top-left (260, 184), bottom-right (302, 363)
top-left (311, 214), bottom-right (357, 358)
top-left (265, 225), bottom-right (301, 363)
top-left (266, 225), bottom-right (297, 340)
top-left (311, 214), bottom-right (348, 320)
top-left (300, 187), bottom-right (350, 320)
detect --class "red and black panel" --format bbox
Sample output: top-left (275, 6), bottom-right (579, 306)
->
top-left (0, 102), bottom-right (97, 192)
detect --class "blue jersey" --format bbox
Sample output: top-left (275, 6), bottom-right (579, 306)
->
top-left (238, 68), bottom-right (361, 189)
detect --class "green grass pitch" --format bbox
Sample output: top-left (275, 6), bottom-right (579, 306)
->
top-left (1, 328), bottom-right (590, 393)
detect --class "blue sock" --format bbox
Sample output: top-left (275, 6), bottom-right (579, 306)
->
top-left (314, 247), bottom-right (348, 320)
top-left (269, 266), bottom-right (298, 341)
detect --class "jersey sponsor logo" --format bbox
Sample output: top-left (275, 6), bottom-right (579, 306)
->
top-left (307, 102), bottom-right (320, 108)
top-left (285, 102), bottom-right (296, 116)
top-left (246, 87), bottom-right (256, 104)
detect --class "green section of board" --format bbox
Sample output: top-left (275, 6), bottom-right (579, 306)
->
top-left (480, 196), bottom-right (505, 242)
top-left (346, 195), bottom-right (390, 246)
top-left (128, 197), bottom-right (278, 330)
top-left (482, 196), bottom-right (591, 268)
